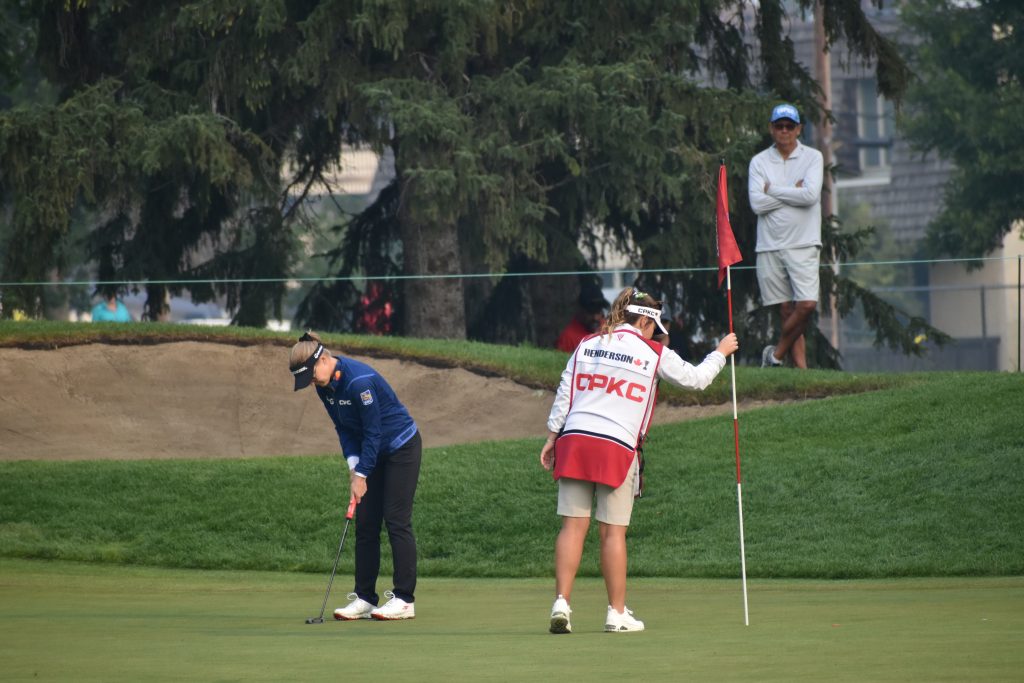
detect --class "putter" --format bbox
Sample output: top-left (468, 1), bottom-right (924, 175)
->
top-left (306, 496), bottom-right (357, 624)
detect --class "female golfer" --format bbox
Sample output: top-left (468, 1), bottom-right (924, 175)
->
top-left (290, 331), bottom-right (421, 621)
top-left (540, 288), bottom-right (738, 633)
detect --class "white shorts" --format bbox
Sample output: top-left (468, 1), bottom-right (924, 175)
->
top-left (756, 246), bottom-right (821, 305)
top-left (556, 457), bottom-right (638, 526)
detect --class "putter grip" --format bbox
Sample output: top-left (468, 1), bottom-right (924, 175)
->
top-left (346, 497), bottom-right (357, 520)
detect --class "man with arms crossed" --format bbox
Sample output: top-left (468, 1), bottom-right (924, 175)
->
top-left (748, 103), bottom-right (824, 368)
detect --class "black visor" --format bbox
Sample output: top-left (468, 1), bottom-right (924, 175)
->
top-left (290, 343), bottom-right (324, 391)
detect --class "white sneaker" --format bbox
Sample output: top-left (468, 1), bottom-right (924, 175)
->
top-left (333, 593), bottom-right (374, 621)
top-left (605, 606), bottom-right (645, 632)
top-left (549, 595), bottom-right (572, 634)
top-left (370, 591), bottom-right (415, 620)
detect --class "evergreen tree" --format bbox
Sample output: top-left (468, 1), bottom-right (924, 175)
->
top-left (292, 0), bottom-right (917, 352)
top-left (2, 0), bottom-right (935, 364)
top-left (0, 1), bottom-right (281, 321)
top-left (296, 0), bottom-right (928, 363)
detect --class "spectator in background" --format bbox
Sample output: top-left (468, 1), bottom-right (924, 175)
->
top-left (748, 102), bottom-right (823, 369)
top-left (356, 283), bottom-right (394, 335)
top-left (555, 284), bottom-right (609, 353)
top-left (90, 294), bottom-right (132, 323)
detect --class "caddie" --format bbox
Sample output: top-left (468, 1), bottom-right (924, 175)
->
top-left (539, 287), bottom-right (739, 634)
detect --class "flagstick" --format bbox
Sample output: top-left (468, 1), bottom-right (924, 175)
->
top-left (726, 265), bottom-right (750, 626)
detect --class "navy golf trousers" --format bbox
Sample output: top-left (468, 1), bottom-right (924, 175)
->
top-left (353, 431), bottom-right (421, 605)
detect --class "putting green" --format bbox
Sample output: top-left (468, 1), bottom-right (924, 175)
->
top-left (1, 559), bottom-right (1021, 682)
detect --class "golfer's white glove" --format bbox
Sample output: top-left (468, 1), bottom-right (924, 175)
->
top-left (346, 455), bottom-right (360, 471)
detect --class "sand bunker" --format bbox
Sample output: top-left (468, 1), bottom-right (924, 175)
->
top-left (0, 342), bottom-right (767, 461)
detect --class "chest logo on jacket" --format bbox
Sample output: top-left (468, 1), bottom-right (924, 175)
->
top-left (325, 397), bottom-right (352, 406)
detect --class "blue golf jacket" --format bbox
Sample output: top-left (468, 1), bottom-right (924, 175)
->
top-left (315, 357), bottom-right (418, 478)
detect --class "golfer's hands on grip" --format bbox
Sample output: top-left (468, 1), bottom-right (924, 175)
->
top-left (716, 332), bottom-right (739, 358)
top-left (539, 431), bottom-right (557, 471)
top-left (350, 473), bottom-right (368, 503)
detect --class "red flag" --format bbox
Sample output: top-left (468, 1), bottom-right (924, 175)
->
top-left (716, 162), bottom-right (743, 287)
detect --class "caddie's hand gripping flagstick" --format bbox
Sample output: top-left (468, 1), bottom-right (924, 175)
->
top-left (716, 160), bottom-right (750, 625)
top-left (306, 496), bottom-right (357, 625)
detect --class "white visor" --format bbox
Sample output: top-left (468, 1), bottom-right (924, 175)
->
top-left (626, 304), bottom-right (668, 336)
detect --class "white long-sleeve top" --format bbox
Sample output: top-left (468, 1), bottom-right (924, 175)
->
top-left (546, 324), bottom-right (726, 434)
top-left (748, 141), bottom-right (823, 252)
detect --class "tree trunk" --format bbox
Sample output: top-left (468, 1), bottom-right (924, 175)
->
top-left (144, 284), bottom-right (171, 321)
top-left (43, 268), bottom-right (70, 321)
top-left (398, 177), bottom-right (466, 339)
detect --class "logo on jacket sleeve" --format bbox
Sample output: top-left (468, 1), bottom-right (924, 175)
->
top-left (360, 390), bottom-right (374, 405)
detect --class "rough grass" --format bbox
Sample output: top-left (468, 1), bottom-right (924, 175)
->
top-left (1, 373), bottom-right (1020, 578)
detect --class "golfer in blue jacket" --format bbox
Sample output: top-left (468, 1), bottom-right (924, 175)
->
top-left (290, 331), bottom-right (421, 621)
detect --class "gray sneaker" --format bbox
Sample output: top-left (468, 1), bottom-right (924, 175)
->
top-left (761, 344), bottom-right (781, 367)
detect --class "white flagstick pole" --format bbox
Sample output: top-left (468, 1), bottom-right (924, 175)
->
top-left (726, 265), bottom-right (750, 626)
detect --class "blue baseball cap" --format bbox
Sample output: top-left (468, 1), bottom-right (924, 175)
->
top-left (770, 103), bottom-right (800, 124)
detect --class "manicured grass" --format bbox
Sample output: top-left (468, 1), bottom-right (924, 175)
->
top-left (1, 326), bottom-right (1021, 680)
top-left (635, 371), bottom-right (1024, 578)
top-left (1, 559), bottom-right (1021, 683)
top-left (1, 373), bottom-right (1021, 578)
top-left (0, 319), bottom-right (907, 403)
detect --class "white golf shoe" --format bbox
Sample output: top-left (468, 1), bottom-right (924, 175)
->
top-left (605, 606), bottom-right (645, 632)
top-left (370, 591), bottom-right (415, 620)
top-left (549, 595), bottom-right (572, 634)
top-left (333, 593), bottom-right (374, 621)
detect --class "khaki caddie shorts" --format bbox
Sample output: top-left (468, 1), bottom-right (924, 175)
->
top-left (556, 456), bottom-right (638, 526)
top-left (756, 245), bottom-right (821, 305)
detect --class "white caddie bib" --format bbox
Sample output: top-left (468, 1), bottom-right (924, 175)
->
top-left (554, 327), bottom-right (662, 487)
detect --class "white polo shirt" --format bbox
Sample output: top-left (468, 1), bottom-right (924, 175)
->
top-left (748, 141), bottom-right (824, 252)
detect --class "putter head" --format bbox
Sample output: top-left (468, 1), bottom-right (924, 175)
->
top-left (305, 617), bottom-right (324, 624)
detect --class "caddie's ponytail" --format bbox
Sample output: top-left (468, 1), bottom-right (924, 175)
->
top-left (604, 287), bottom-right (663, 336)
